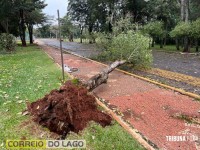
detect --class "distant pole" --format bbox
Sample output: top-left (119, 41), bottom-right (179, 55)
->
top-left (57, 10), bottom-right (65, 81)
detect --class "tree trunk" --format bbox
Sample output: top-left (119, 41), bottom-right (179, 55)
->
top-left (183, 37), bottom-right (190, 52)
top-left (19, 9), bottom-right (26, 47)
top-left (176, 38), bottom-right (180, 50)
top-left (69, 33), bottom-right (73, 42)
top-left (181, 0), bottom-right (190, 52)
top-left (80, 37), bottom-right (83, 43)
top-left (85, 60), bottom-right (126, 91)
top-left (27, 24), bottom-right (33, 44)
top-left (92, 34), bottom-right (96, 43)
top-left (185, 0), bottom-right (189, 22)
top-left (88, 24), bottom-right (93, 44)
top-left (164, 37), bottom-right (167, 46)
top-left (108, 2), bottom-right (113, 33)
top-left (195, 39), bottom-right (199, 52)
top-left (80, 26), bottom-right (83, 43)
top-left (108, 22), bottom-right (113, 33)
top-left (151, 37), bottom-right (155, 47)
top-left (181, 0), bottom-right (189, 21)
top-left (160, 38), bottom-right (163, 48)
top-left (1, 18), bottom-right (9, 33)
top-left (181, 38), bottom-right (184, 48)
top-left (181, 0), bottom-right (184, 20)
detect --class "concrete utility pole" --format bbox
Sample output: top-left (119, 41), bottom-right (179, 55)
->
top-left (57, 10), bottom-right (65, 81)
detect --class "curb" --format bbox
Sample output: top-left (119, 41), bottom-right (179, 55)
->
top-left (96, 98), bottom-right (156, 150)
top-left (50, 45), bottom-right (200, 100)
top-left (44, 51), bottom-right (54, 61)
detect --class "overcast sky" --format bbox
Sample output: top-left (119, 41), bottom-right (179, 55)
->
top-left (43, 0), bottom-right (68, 19)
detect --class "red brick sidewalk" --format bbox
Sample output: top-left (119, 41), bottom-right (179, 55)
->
top-left (41, 44), bottom-right (200, 150)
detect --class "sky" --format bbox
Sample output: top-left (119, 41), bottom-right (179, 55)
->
top-left (43, 0), bottom-right (68, 19)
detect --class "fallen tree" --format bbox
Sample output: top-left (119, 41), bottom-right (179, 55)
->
top-left (85, 31), bottom-right (153, 91)
top-left (27, 31), bottom-right (152, 139)
top-left (27, 60), bottom-right (126, 139)
top-left (85, 60), bottom-right (126, 91)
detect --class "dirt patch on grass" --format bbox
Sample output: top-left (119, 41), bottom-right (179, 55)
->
top-left (27, 81), bottom-right (112, 136)
top-left (19, 119), bottom-right (59, 139)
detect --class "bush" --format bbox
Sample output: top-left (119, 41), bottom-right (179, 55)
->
top-left (109, 31), bottom-right (152, 69)
top-left (0, 33), bottom-right (16, 53)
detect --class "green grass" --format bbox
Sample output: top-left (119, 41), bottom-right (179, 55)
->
top-left (0, 45), bottom-right (145, 150)
top-left (0, 45), bottom-right (67, 148)
top-left (68, 122), bottom-right (145, 150)
top-left (153, 44), bottom-right (197, 53)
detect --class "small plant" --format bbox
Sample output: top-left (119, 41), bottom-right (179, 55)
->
top-left (174, 114), bottom-right (200, 125)
top-left (71, 78), bottom-right (80, 85)
top-left (195, 98), bottom-right (200, 101)
top-left (0, 33), bottom-right (16, 53)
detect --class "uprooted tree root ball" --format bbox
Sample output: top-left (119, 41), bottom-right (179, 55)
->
top-left (27, 81), bottom-right (112, 136)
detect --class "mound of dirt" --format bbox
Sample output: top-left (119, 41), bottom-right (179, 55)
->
top-left (27, 81), bottom-right (112, 136)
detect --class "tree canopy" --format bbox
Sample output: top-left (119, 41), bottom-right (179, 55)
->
top-left (66, 0), bottom-right (200, 52)
top-left (0, 0), bottom-right (47, 45)
top-left (2, 0), bottom-right (200, 52)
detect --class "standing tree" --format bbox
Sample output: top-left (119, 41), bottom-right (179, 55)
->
top-left (122, 0), bottom-right (148, 23)
top-left (0, 0), bottom-right (12, 33)
top-left (191, 18), bottom-right (200, 52)
top-left (25, 10), bottom-right (47, 44)
top-left (60, 15), bottom-right (74, 42)
top-left (143, 21), bottom-right (165, 48)
top-left (180, 0), bottom-right (190, 52)
top-left (68, 0), bottom-right (120, 42)
top-left (36, 24), bottom-right (51, 38)
top-left (0, 0), bottom-right (19, 36)
top-left (0, 0), bottom-right (47, 45)
top-left (13, 0), bottom-right (46, 46)
top-left (170, 22), bottom-right (191, 50)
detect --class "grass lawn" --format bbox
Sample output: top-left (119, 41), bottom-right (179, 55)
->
top-left (153, 44), bottom-right (197, 53)
top-left (0, 45), bottom-right (144, 150)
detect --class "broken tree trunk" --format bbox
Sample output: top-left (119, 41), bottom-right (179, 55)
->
top-left (85, 60), bottom-right (126, 91)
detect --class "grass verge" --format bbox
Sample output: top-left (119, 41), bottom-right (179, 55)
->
top-left (153, 44), bottom-right (197, 53)
top-left (0, 45), bottom-right (144, 150)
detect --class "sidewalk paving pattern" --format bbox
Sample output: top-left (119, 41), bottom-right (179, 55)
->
top-left (41, 44), bottom-right (200, 150)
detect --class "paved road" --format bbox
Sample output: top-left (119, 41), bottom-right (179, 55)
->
top-left (39, 38), bottom-right (200, 78)
top-left (38, 39), bottom-right (100, 58)
top-left (153, 50), bottom-right (200, 78)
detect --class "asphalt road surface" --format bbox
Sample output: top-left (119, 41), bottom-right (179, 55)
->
top-left (38, 38), bottom-right (100, 58)
top-left (38, 38), bottom-right (200, 78)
